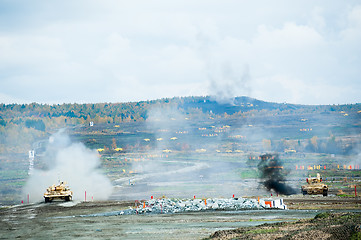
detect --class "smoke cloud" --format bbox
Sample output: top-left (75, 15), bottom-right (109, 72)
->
top-left (22, 130), bottom-right (113, 202)
top-left (207, 62), bottom-right (252, 105)
top-left (349, 151), bottom-right (361, 170)
top-left (118, 106), bottom-right (255, 199)
top-left (257, 153), bottom-right (297, 195)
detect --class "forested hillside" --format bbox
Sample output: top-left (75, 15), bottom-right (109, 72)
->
top-left (0, 96), bottom-right (360, 154)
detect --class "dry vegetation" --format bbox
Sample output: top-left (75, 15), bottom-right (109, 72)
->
top-left (206, 212), bottom-right (361, 240)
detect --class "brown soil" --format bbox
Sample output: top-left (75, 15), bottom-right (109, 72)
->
top-left (283, 195), bottom-right (361, 210)
top-left (204, 195), bottom-right (361, 240)
top-left (1, 196), bottom-right (360, 239)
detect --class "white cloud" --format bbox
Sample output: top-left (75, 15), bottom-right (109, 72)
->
top-left (0, 35), bottom-right (67, 68)
top-left (252, 75), bottom-right (348, 105)
top-left (255, 23), bottom-right (323, 49)
top-left (96, 33), bottom-right (132, 66)
top-left (340, 5), bottom-right (361, 45)
top-left (0, 1), bottom-right (360, 104)
top-left (309, 6), bottom-right (326, 32)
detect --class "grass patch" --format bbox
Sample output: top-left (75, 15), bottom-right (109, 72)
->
top-left (314, 212), bottom-right (332, 219)
top-left (0, 169), bottom-right (28, 180)
top-left (245, 228), bottom-right (279, 234)
top-left (238, 169), bottom-right (258, 179)
top-left (350, 232), bottom-right (361, 240)
top-left (337, 194), bottom-right (356, 198)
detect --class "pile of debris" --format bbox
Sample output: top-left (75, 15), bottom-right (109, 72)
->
top-left (115, 197), bottom-right (287, 215)
top-left (73, 197), bottom-right (287, 218)
top-left (131, 197), bottom-right (261, 214)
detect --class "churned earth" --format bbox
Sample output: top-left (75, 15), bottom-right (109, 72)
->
top-left (206, 212), bottom-right (361, 240)
top-left (1, 195), bottom-right (360, 240)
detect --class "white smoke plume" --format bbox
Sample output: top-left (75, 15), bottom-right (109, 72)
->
top-left (349, 151), bottom-right (361, 170)
top-left (22, 130), bottom-right (113, 203)
top-left (207, 62), bottom-right (252, 105)
top-left (123, 106), bottom-right (257, 199)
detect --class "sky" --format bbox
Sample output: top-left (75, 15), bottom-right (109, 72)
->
top-left (0, 1), bottom-right (360, 105)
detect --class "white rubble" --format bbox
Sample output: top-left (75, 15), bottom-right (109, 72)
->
top-left (130, 197), bottom-right (267, 215)
top-left (66, 197), bottom-right (287, 218)
top-left (259, 198), bottom-right (288, 210)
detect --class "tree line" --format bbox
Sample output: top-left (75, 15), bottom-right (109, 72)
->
top-left (0, 96), bottom-right (360, 154)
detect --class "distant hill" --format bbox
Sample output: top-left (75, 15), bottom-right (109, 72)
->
top-left (180, 96), bottom-right (308, 115)
top-left (0, 95), bottom-right (360, 154)
top-left (0, 96), bottom-right (360, 124)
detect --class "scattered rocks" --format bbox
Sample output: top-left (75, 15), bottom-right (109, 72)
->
top-left (130, 197), bottom-right (263, 215)
top-left (62, 198), bottom-right (286, 217)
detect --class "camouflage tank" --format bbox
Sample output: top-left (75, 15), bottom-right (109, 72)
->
top-left (44, 181), bottom-right (73, 202)
top-left (301, 173), bottom-right (328, 196)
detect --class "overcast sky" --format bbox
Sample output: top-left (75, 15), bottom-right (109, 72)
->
top-left (1, 1), bottom-right (360, 105)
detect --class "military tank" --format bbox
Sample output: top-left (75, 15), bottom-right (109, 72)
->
top-left (44, 181), bottom-right (73, 202)
top-left (301, 173), bottom-right (328, 196)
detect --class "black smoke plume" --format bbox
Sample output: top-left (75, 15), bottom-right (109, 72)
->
top-left (257, 153), bottom-right (296, 195)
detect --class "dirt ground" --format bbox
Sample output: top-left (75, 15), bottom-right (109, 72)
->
top-left (206, 195), bottom-right (361, 240)
top-left (283, 195), bottom-right (361, 210)
top-left (1, 195), bottom-right (360, 239)
top-left (207, 212), bottom-right (361, 240)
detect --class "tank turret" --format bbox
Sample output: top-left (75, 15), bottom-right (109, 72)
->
top-left (44, 181), bottom-right (73, 202)
top-left (301, 173), bottom-right (328, 196)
